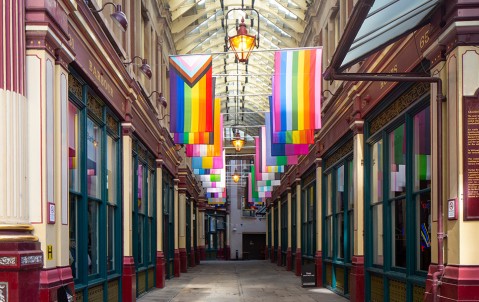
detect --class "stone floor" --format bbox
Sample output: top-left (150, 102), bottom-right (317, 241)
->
top-left (138, 260), bottom-right (349, 302)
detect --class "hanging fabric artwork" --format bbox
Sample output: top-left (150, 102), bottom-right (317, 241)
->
top-left (169, 54), bottom-right (215, 144)
top-left (271, 49), bottom-right (322, 144)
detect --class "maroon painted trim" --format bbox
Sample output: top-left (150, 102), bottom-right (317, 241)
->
top-left (315, 251), bottom-right (323, 287)
top-left (155, 251), bottom-right (166, 288)
top-left (277, 247), bottom-right (282, 266)
top-left (189, 249), bottom-right (196, 267)
top-left (199, 246), bottom-right (206, 261)
top-left (6, 0), bottom-right (11, 91)
top-left (426, 264), bottom-right (479, 301)
top-left (174, 249), bottom-right (181, 277)
top-left (225, 246), bottom-right (231, 261)
top-left (121, 256), bottom-right (136, 302)
top-left (350, 256), bottom-right (364, 302)
top-left (295, 248), bottom-right (302, 276)
top-left (286, 248), bottom-right (292, 271)
top-left (179, 248), bottom-right (187, 272)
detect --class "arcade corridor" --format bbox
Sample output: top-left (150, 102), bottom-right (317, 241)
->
top-left (138, 260), bottom-right (348, 302)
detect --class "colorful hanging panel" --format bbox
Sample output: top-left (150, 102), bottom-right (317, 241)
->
top-left (185, 98), bottom-right (223, 157)
top-left (169, 54), bottom-right (214, 142)
top-left (206, 188), bottom-right (227, 193)
top-left (266, 98), bottom-right (309, 156)
top-left (262, 121), bottom-right (299, 168)
top-left (272, 49), bottom-right (322, 143)
top-left (193, 168), bottom-right (223, 175)
top-left (208, 198), bottom-right (226, 205)
top-left (191, 150), bottom-right (224, 169)
top-left (206, 191), bottom-right (226, 198)
top-left (254, 137), bottom-right (281, 181)
top-left (199, 174), bottom-right (221, 182)
top-left (248, 167), bottom-right (264, 205)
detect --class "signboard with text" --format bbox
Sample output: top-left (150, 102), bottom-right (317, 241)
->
top-left (463, 97), bottom-right (479, 220)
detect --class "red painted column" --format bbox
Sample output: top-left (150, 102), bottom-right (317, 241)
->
top-left (155, 251), bottom-right (166, 288)
top-left (122, 256), bottom-right (136, 302)
top-left (199, 246), bottom-right (206, 261)
top-left (315, 251), bottom-right (323, 287)
top-left (425, 264), bottom-right (479, 302)
top-left (174, 249), bottom-right (181, 277)
top-left (265, 245), bottom-right (269, 260)
top-left (179, 248), bottom-right (187, 273)
top-left (189, 249), bottom-right (196, 267)
top-left (295, 248), bottom-right (302, 276)
top-left (38, 266), bottom-right (74, 302)
top-left (286, 248), bottom-right (292, 271)
top-left (277, 247), bottom-right (282, 266)
top-left (349, 256), bottom-right (364, 301)
top-left (195, 248), bottom-right (200, 265)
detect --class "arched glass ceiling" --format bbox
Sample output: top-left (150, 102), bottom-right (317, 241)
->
top-left (168, 0), bottom-right (309, 135)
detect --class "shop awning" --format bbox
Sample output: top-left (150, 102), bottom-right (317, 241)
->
top-left (326, 0), bottom-right (441, 74)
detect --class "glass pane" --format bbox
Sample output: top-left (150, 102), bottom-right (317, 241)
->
top-left (327, 217), bottom-right (333, 257)
top-left (68, 103), bottom-right (80, 192)
top-left (138, 163), bottom-right (146, 214)
top-left (107, 136), bottom-right (118, 205)
top-left (337, 213), bottom-right (344, 259)
top-left (138, 215), bottom-right (144, 265)
top-left (389, 124), bottom-right (406, 198)
top-left (373, 204), bottom-right (383, 265)
top-left (87, 118), bottom-right (101, 198)
top-left (327, 173), bottom-right (333, 215)
top-left (308, 186), bottom-right (314, 222)
top-left (371, 140), bottom-right (383, 204)
top-left (88, 201), bottom-right (99, 275)
top-left (417, 193), bottom-right (431, 271)
top-left (107, 206), bottom-right (115, 272)
top-left (337, 165), bottom-right (345, 212)
top-left (149, 169), bottom-right (155, 217)
top-left (149, 217), bottom-right (154, 263)
top-left (348, 160), bottom-right (354, 210)
top-left (392, 199), bottom-right (406, 268)
top-left (414, 107), bottom-right (431, 191)
top-left (69, 194), bottom-right (78, 279)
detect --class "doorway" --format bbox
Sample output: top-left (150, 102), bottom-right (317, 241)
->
top-left (242, 234), bottom-right (266, 260)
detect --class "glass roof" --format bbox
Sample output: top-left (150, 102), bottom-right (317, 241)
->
top-left (168, 0), bottom-right (308, 136)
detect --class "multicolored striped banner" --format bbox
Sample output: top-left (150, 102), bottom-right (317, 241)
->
top-left (185, 98), bottom-right (223, 157)
top-left (206, 191), bottom-right (226, 198)
top-left (191, 149), bottom-right (224, 169)
top-left (208, 198), bottom-right (226, 205)
top-left (206, 188), bottom-right (227, 193)
top-left (199, 174), bottom-right (221, 182)
top-left (261, 123), bottom-right (299, 167)
top-left (267, 98), bottom-right (309, 156)
top-left (272, 49), bottom-right (322, 143)
top-left (169, 54), bottom-right (214, 141)
top-left (193, 168), bottom-right (223, 175)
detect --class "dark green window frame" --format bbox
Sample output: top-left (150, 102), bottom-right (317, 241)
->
top-left (131, 142), bottom-right (156, 296)
top-left (281, 196), bottom-right (288, 266)
top-left (162, 170), bottom-right (175, 279)
top-left (68, 72), bottom-right (122, 299)
top-left (364, 96), bottom-right (431, 301)
top-left (301, 175), bottom-right (316, 259)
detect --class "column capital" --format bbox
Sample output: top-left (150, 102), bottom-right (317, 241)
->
top-left (156, 159), bottom-right (164, 169)
top-left (349, 120), bottom-right (364, 135)
top-left (121, 122), bottom-right (135, 136)
top-left (315, 158), bottom-right (323, 168)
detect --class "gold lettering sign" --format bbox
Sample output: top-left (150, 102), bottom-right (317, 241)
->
top-left (89, 60), bottom-right (114, 97)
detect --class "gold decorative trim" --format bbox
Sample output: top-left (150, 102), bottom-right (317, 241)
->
top-left (370, 275), bottom-right (384, 302)
top-left (87, 92), bottom-right (103, 119)
top-left (106, 114), bottom-right (119, 133)
top-left (0, 225), bottom-right (38, 242)
top-left (370, 82), bottom-right (429, 135)
top-left (413, 285), bottom-right (425, 302)
top-left (0, 224), bottom-right (34, 231)
top-left (68, 74), bottom-right (82, 99)
top-left (325, 140), bottom-right (353, 169)
top-left (389, 279), bottom-right (407, 301)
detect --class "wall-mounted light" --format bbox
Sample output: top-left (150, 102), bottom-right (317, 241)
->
top-left (231, 130), bottom-right (245, 152)
top-left (84, 0), bottom-right (128, 32)
top-left (123, 56), bottom-right (152, 79)
top-left (148, 91), bottom-right (167, 108)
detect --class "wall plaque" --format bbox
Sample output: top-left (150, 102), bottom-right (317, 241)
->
top-left (463, 96), bottom-right (479, 220)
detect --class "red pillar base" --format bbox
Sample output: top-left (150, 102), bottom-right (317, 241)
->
top-left (122, 256), bottom-right (136, 302)
top-left (0, 241), bottom-right (43, 302)
top-left (425, 264), bottom-right (479, 302)
top-left (270, 248), bottom-right (276, 263)
top-left (286, 248), bottom-right (292, 271)
top-left (265, 245), bottom-right (269, 260)
top-left (179, 248), bottom-right (187, 273)
top-left (277, 247), bottom-right (282, 266)
top-left (295, 248), bottom-right (302, 276)
top-left (199, 246), bottom-right (206, 261)
top-left (314, 251), bottom-right (323, 288)
top-left (174, 249), bottom-right (181, 277)
top-left (349, 255), bottom-right (364, 302)
top-left (195, 248), bottom-right (200, 265)
top-left (217, 248), bottom-right (224, 260)
top-left (225, 245), bottom-right (231, 260)
top-left (189, 249), bottom-right (196, 267)
top-left (39, 266), bottom-right (74, 302)
top-left (155, 251), bottom-right (166, 288)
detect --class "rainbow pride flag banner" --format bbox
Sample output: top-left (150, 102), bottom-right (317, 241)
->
top-left (206, 191), bottom-right (226, 199)
top-left (208, 198), bottom-right (226, 205)
top-left (261, 122), bottom-right (299, 168)
top-left (257, 180), bottom-right (280, 187)
top-left (169, 54), bottom-right (214, 142)
top-left (272, 49), bottom-right (322, 143)
top-left (199, 174), bottom-right (221, 182)
top-left (193, 168), bottom-right (223, 175)
top-left (255, 137), bottom-right (281, 181)
top-left (201, 156), bottom-right (225, 188)
top-left (206, 188), bottom-right (226, 193)
top-left (185, 98), bottom-right (223, 157)
top-left (191, 150), bottom-right (224, 169)
top-left (248, 170), bottom-right (264, 205)
top-left (266, 100), bottom-right (309, 156)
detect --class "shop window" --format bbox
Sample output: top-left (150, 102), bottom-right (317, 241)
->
top-left (301, 179), bottom-right (315, 258)
top-left (68, 76), bottom-right (121, 294)
top-left (325, 173), bottom-right (333, 258)
top-left (366, 98), bottom-right (431, 299)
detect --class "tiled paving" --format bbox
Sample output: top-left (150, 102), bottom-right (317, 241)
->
top-left (138, 260), bottom-right (349, 302)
